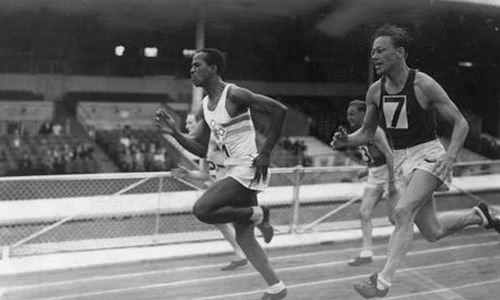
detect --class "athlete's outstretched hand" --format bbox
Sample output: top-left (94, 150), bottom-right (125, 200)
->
top-left (252, 153), bottom-right (270, 184)
top-left (171, 164), bottom-right (191, 180)
top-left (155, 108), bottom-right (176, 135)
top-left (330, 125), bottom-right (349, 149)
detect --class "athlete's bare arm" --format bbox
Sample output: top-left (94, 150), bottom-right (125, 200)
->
top-left (415, 72), bottom-right (469, 167)
top-left (229, 86), bottom-right (287, 181)
top-left (156, 106), bottom-right (210, 158)
top-left (373, 127), bottom-right (395, 186)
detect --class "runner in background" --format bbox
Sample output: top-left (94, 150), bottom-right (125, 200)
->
top-left (172, 111), bottom-right (247, 271)
top-left (340, 99), bottom-right (398, 267)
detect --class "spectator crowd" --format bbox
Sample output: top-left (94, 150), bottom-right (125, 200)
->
top-left (5, 120), bottom-right (97, 176)
top-left (97, 126), bottom-right (175, 173)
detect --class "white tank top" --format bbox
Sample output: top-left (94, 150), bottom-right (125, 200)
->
top-left (206, 137), bottom-right (226, 179)
top-left (202, 84), bottom-right (258, 166)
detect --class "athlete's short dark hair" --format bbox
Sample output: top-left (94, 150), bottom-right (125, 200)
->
top-left (197, 48), bottom-right (226, 75)
top-left (373, 23), bottom-right (413, 58)
top-left (349, 99), bottom-right (366, 112)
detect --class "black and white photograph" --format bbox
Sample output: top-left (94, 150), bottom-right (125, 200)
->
top-left (0, 0), bottom-right (499, 299)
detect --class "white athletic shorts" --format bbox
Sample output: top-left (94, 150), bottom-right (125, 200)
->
top-left (366, 164), bottom-right (389, 193)
top-left (223, 164), bottom-right (269, 192)
top-left (393, 139), bottom-right (451, 192)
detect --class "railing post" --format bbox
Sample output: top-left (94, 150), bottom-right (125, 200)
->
top-left (154, 175), bottom-right (163, 241)
top-left (289, 165), bottom-right (303, 233)
top-left (2, 246), bottom-right (10, 261)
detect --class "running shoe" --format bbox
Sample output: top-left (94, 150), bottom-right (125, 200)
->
top-left (261, 288), bottom-right (287, 300)
top-left (257, 206), bottom-right (274, 243)
top-left (220, 259), bottom-right (248, 271)
top-left (353, 273), bottom-right (389, 298)
top-left (475, 203), bottom-right (500, 233)
top-left (348, 256), bottom-right (373, 266)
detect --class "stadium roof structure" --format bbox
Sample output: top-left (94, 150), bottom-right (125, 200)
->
top-left (1, 0), bottom-right (499, 42)
top-left (0, 0), bottom-right (498, 81)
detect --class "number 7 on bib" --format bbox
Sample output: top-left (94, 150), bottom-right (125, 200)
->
top-left (382, 95), bottom-right (408, 129)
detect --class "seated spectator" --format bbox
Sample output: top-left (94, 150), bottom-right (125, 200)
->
top-left (129, 134), bottom-right (139, 147)
top-left (40, 148), bottom-right (55, 175)
top-left (18, 151), bottom-right (33, 176)
top-left (52, 122), bottom-right (63, 136)
top-left (119, 147), bottom-right (134, 172)
top-left (52, 146), bottom-right (65, 174)
top-left (131, 144), bottom-right (145, 172)
top-left (62, 143), bottom-right (75, 174)
top-left (144, 142), bottom-right (157, 171)
top-left (119, 134), bottom-right (131, 148)
top-left (11, 132), bottom-right (21, 149)
top-left (39, 120), bottom-right (53, 135)
top-left (71, 144), bottom-right (87, 173)
top-left (87, 125), bottom-right (96, 140)
top-left (151, 147), bottom-right (166, 171)
top-left (81, 142), bottom-right (95, 160)
top-left (281, 136), bottom-right (292, 150)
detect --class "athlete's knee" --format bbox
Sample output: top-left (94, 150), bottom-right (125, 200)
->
top-left (358, 206), bottom-right (373, 222)
top-left (420, 228), bottom-right (443, 242)
top-left (193, 202), bottom-right (214, 224)
top-left (422, 232), bottom-right (440, 243)
top-left (234, 229), bottom-right (256, 248)
top-left (393, 204), bottom-right (414, 226)
top-left (418, 224), bottom-right (443, 243)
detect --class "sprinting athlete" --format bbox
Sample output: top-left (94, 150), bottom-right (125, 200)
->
top-left (156, 48), bottom-right (287, 300)
top-left (332, 23), bottom-right (500, 298)
top-left (173, 111), bottom-right (247, 271)
top-left (341, 99), bottom-right (398, 267)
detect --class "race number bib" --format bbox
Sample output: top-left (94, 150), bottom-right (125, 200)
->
top-left (358, 145), bottom-right (374, 164)
top-left (383, 95), bottom-right (408, 129)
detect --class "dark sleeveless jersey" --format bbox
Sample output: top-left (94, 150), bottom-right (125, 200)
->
top-left (379, 69), bottom-right (437, 150)
top-left (358, 139), bottom-right (386, 168)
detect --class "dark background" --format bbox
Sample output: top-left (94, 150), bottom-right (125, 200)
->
top-left (0, 0), bottom-right (498, 135)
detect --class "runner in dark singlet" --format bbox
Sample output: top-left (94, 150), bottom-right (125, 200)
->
top-left (332, 23), bottom-right (500, 298)
top-left (342, 100), bottom-right (398, 267)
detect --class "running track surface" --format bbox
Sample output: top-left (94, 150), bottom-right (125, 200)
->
top-left (0, 227), bottom-right (499, 300)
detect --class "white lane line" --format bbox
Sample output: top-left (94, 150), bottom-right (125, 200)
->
top-left (0, 242), bottom-right (402, 291)
top-left (407, 270), bottom-right (469, 300)
top-left (28, 246), bottom-right (500, 300)
top-left (386, 278), bottom-right (500, 299)
top-left (6, 232), bottom-right (495, 292)
top-left (193, 255), bottom-right (500, 300)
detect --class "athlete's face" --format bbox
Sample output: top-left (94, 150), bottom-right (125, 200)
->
top-left (190, 52), bottom-right (215, 87)
top-left (185, 114), bottom-right (198, 136)
top-left (371, 36), bottom-right (401, 76)
top-left (347, 106), bottom-right (364, 130)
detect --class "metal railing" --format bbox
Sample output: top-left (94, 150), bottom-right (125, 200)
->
top-left (0, 160), bottom-right (499, 259)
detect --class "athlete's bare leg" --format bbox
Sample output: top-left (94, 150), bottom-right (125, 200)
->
top-left (379, 170), bottom-right (482, 282)
top-left (193, 177), bottom-right (284, 296)
top-left (359, 188), bottom-right (384, 255)
top-left (233, 220), bottom-right (280, 285)
top-left (377, 170), bottom-right (438, 283)
top-left (215, 223), bottom-right (246, 261)
top-left (193, 177), bottom-right (256, 224)
top-left (349, 187), bottom-right (384, 266)
top-left (414, 194), bottom-right (483, 243)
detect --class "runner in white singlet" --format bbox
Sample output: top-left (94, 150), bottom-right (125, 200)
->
top-left (156, 49), bottom-right (287, 300)
top-left (172, 112), bottom-right (247, 271)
